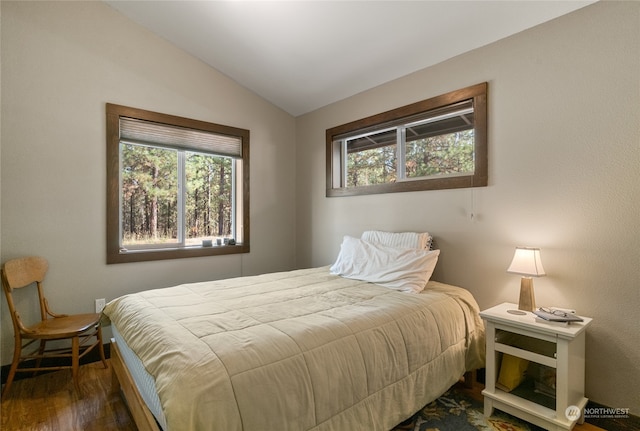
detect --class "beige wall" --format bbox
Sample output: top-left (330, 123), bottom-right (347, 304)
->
top-left (296, 1), bottom-right (639, 414)
top-left (0, 1), bottom-right (296, 361)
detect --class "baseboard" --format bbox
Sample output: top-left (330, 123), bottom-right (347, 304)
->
top-left (1, 342), bottom-right (111, 384)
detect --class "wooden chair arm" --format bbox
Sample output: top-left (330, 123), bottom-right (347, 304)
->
top-left (44, 298), bottom-right (68, 318)
top-left (14, 311), bottom-right (37, 335)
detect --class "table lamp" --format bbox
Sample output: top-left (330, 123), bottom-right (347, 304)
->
top-left (506, 247), bottom-right (546, 314)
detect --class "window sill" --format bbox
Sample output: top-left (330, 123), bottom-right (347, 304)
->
top-left (107, 243), bottom-right (249, 264)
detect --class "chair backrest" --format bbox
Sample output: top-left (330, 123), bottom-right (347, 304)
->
top-left (2, 256), bottom-right (49, 329)
top-left (2, 256), bottom-right (48, 290)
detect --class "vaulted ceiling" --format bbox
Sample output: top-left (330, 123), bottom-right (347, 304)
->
top-left (105, 1), bottom-right (595, 116)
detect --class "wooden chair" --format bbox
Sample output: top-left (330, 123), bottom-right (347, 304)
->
top-left (1, 256), bottom-right (107, 397)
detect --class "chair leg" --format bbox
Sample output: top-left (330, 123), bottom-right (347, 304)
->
top-left (1, 342), bottom-right (22, 398)
top-left (96, 326), bottom-right (108, 369)
top-left (71, 336), bottom-right (80, 392)
top-left (33, 339), bottom-right (47, 377)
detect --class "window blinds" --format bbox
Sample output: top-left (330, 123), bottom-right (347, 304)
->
top-left (120, 117), bottom-right (242, 158)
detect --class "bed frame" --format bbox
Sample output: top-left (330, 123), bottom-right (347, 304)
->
top-left (110, 339), bottom-right (161, 431)
top-left (110, 337), bottom-right (477, 431)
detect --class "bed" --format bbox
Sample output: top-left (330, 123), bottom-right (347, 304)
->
top-left (104, 233), bottom-right (485, 431)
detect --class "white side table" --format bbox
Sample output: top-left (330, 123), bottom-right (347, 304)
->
top-left (480, 303), bottom-right (592, 431)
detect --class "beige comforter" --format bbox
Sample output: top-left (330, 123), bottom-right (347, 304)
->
top-left (104, 266), bottom-right (485, 431)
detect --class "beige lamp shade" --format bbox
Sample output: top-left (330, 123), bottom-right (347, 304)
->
top-left (507, 247), bottom-right (546, 276)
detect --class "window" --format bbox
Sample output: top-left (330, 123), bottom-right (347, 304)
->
top-left (326, 83), bottom-right (487, 197)
top-left (106, 104), bottom-right (250, 263)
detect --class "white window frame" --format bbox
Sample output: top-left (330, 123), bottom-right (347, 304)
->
top-left (118, 144), bottom-right (239, 251)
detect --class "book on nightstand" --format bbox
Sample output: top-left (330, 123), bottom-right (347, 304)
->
top-left (534, 317), bottom-right (570, 326)
top-left (533, 308), bottom-right (584, 323)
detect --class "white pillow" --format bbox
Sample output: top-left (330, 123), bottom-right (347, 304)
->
top-left (330, 236), bottom-right (440, 293)
top-left (361, 230), bottom-right (432, 250)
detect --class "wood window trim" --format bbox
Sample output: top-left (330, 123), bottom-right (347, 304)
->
top-left (106, 103), bottom-right (250, 264)
top-left (326, 82), bottom-right (487, 197)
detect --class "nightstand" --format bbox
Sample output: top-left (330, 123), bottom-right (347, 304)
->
top-left (480, 303), bottom-right (592, 431)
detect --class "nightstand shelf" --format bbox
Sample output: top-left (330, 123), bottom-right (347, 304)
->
top-left (494, 329), bottom-right (557, 368)
top-left (481, 303), bottom-right (592, 431)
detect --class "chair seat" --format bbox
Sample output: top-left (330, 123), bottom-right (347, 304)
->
top-left (23, 313), bottom-right (102, 339)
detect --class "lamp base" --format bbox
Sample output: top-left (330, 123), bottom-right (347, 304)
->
top-left (518, 277), bottom-right (536, 312)
top-left (507, 277), bottom-right (536, 314)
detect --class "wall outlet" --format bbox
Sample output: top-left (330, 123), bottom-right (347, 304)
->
top-left (95, 298), bottom-right (106, 313)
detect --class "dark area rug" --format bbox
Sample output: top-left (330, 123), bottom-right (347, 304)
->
top-left (392, 386), bottom-right (544, 431)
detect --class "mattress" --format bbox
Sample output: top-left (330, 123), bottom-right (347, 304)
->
top-left (104, 266), bottom-right (485, 431)
top-left (112, 325), bottom-right (167, 430)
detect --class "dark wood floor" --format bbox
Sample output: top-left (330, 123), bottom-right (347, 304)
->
top-left (1, 360), bottom-right (135, 431)
top-left (0, 361), bottom-right (633, 431)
